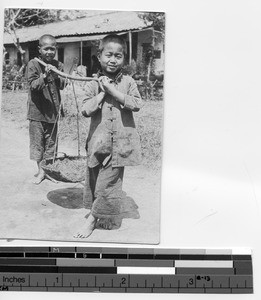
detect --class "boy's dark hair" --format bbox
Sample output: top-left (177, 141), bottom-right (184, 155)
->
top-left (99, 34), bottom-right (127, 56)
top-left (39, 34), bottom-right (57, 46)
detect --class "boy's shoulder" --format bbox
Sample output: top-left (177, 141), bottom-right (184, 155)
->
top-left (26, 58), bottom-right (42, 72)
top-left (28, 58), bottom-right (62, 66)
top-left (27, 58), bottom-right (44, 68)
top-left (27, 58), bottom-right (63, 72)
top-left (117, 73), bottom-right (133, 81)
top-left (27, 58), bottom-right (39, 66)
top-left (120, 74), bottom-right (137, 85)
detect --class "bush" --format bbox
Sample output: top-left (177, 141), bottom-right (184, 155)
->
top-left (2, 64), bottom-right (27, 91)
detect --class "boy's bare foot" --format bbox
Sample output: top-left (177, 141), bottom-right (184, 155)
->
top-left (96, 217), bottom-right (122, 230)
top-left (34, 161), bottom-right (42, 177)
top-left (74, 214), bottom-right (97, 239)
top-left (32, 170), bottom-right (45, 185)
top-left (96, 218), bottom-right (113, 230)
top-left (34, 170), bottom-right (40, 177)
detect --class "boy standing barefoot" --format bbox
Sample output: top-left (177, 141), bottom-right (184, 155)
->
top-left (26, 34), bottom-right (66, 184)
top-left (75, 34), bottom-right (143, 238)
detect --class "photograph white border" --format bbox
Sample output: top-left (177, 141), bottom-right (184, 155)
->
top-left (1, 0), bottom-right (261, 299)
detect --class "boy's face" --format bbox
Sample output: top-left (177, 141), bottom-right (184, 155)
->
top-left (99, 42), bottom-right (124, 76)
top-left (38, 38), bottom-right (57, 63)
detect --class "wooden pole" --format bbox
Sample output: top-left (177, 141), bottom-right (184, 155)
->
top-left (147, 28), bottom-right (155, 80)
top-left (147, 28), bottom-right (155, 100)
top-left (34, 57), bottom-right (99, 82)
top-left (128, 31), bottom-right (132, 65)
top-left (34, 57), bottom-right (104, 92)
top-left (80, 40), bottom-right (83, 66)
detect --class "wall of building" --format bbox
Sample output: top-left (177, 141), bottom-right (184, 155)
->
top-left (61, 41), bottom-right (99, 74)
top-left (5, 44), bottom-right (34, 66)
top-left (136, 29), bottom-right (164, 75)
top-left (4, 30), bottom-right (165, 75)
top-left (154, 32), bottom-right (165, 74)
top-left (62, 42), bottom-right (80, 73)
top-left (4, 46), bottom-right (19, 65)
top-left (59, 41), bottom-right (99, 75)
top-left (136, 29), bottom-right (152, 73)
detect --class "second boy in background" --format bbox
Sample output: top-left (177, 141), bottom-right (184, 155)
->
top-left (75, 34), bottom-right (143, 238)
top-left (26, 34), bottom-right (66, 184)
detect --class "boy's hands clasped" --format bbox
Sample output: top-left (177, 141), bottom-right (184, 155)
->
top-left (99, 76), bottom-right (116, 94)
top-left (98, 76), bottom-right (125, 106)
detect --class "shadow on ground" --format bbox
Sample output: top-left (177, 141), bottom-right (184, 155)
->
top-left (47, 187), bottom-right (141, 231)
top-left (47, 187), bottom-right (84, 209)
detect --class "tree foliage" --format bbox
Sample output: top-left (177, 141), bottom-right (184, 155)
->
top-left (4, 9), bottom-right (58, 31)
top-left (4, 8), bottom-right (98, 31)
top-left (4, 9), bottom-right (61, 69)
top-left (139, 12), bottom-right (165, 33)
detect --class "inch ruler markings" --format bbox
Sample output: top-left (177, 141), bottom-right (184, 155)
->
top-left (0, 247), bottom-right (253, 293)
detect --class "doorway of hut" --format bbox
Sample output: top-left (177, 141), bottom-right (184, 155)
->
top-left (82, 46), bottom-right (92, 76)
top-left (28, 41), bottom-right (39, 61)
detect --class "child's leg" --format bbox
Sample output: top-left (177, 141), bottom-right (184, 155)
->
top-left (83, 165), bottom-right (99, 209)
top-left (74, 213), bottom-right (97, 239)
top-left (33, 162), bottom-right (45, 184)
top-left (74, 165), bottom-right (100, 238)
top-left (89, 163), bottom-right (125, 230)
top-left (92, 163), bottom-right (124, 217)
top-left (75, 161), bottom-right (125, 238)
top-left (93, 163), bottom-right (140, 227)
top-left (43, 122), bottom-right (58, 160)
top-left (29, 120), bottom-right (45, 184)
top-left (34, 164), bottom-right (40, 177)
top-left (36, 122), bottom-right (59, 184)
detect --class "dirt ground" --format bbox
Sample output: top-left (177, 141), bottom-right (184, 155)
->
top-left (0, 117), bottom-right (161, 245)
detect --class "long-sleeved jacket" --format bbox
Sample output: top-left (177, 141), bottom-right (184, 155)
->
top-left (82, 73), bottom-right (143, 168)
top-left (26, 58), bottom-right (66, 123)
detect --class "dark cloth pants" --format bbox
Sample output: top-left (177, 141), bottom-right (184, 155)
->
top-left (84, 159), bottom-right (139, 221)
top-left (90, 162), bottom-right (125, 218)
top-left (29, 120), bottom-right (57, 162)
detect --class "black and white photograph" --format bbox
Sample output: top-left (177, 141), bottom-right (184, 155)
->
top-left (2, 0), bottom-right (261, 299)
top-left (0, 8), bottom-right (165, 243)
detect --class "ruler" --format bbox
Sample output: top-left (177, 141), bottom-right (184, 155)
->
top-left (0, 247), bottom-right (253, 294)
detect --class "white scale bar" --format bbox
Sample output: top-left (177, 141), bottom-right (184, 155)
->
top-left (118, 260), bottom-right (233, 274)
top-left (175, 260), bottom-right (233, 268)
top-left (117, 267), bottom-right (176, 275)
top-left (232, 248), bottom-right (252, 255)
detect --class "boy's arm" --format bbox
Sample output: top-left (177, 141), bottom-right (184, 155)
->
top-left (121, 77), bottom-right (143, 111)
top-left (26, 60), bottom-right (47, 91)
top-left (101, 76), bottom-right (143, 112)
top-left (82, 81), bottom-right (105, 117)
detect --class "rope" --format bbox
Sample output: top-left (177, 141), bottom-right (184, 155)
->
top-left (71, 81), bottom-right (81, 157)
top-left (40, 56), bottom-right (95, 165)
top-left (52, 97), bottom-right (63, 164)
top-left (45, 110), bottom-right (60, 163)
top-left (45, 72), bottom-right (67, 163)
